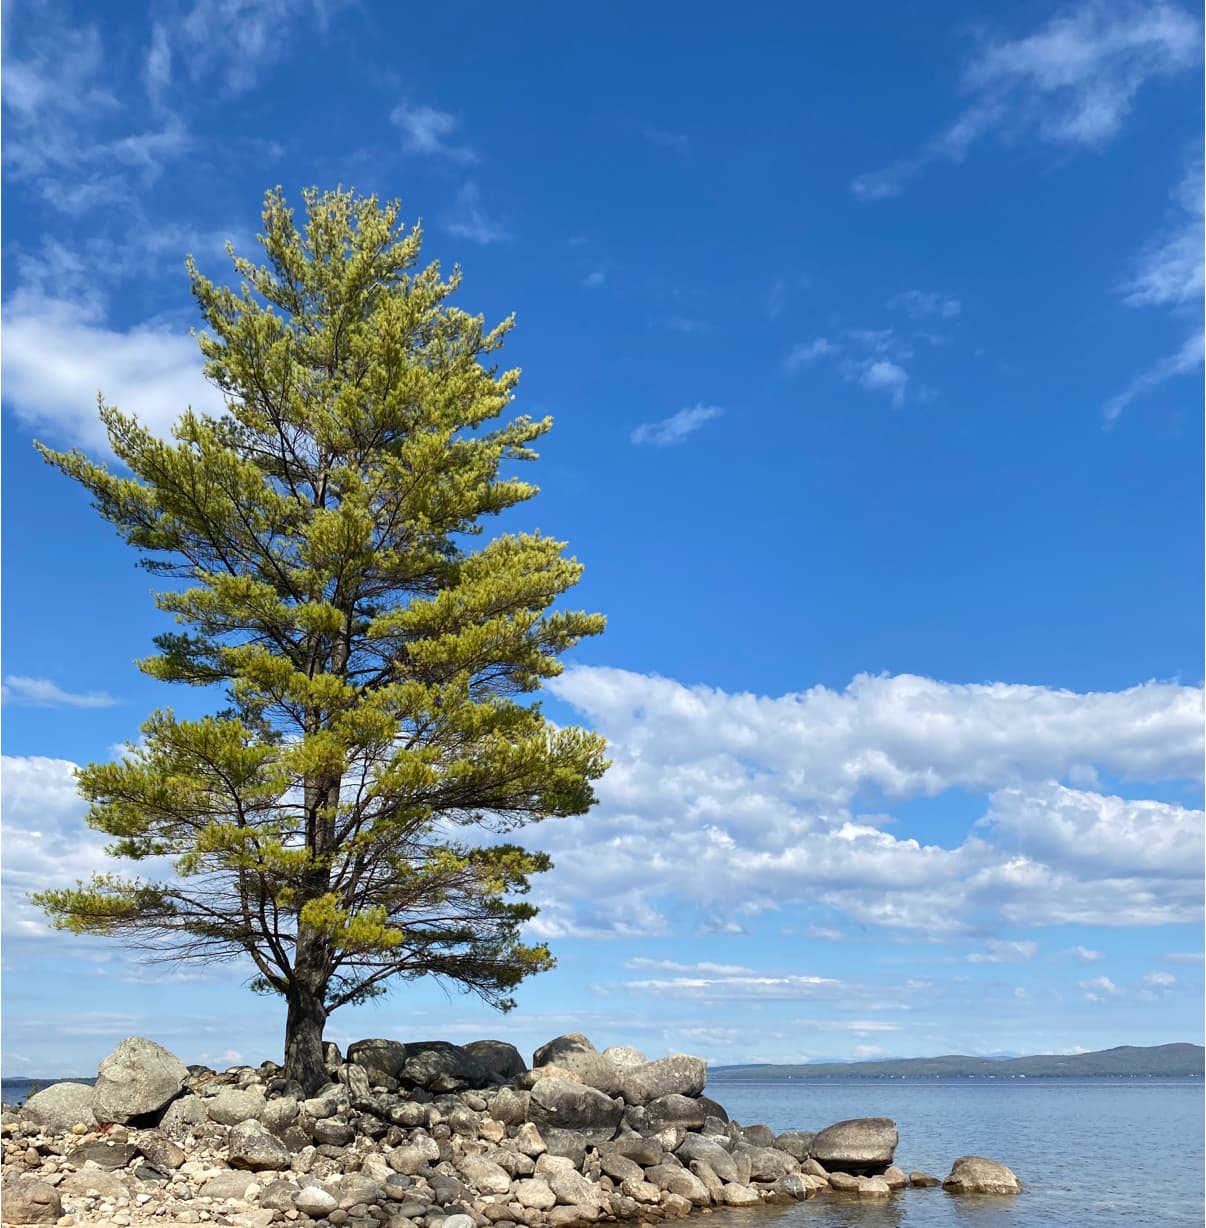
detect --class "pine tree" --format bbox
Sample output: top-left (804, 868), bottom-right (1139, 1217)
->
top-left (33, 187), bottom-right (607, 1094)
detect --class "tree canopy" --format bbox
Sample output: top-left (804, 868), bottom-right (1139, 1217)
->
top-left (33, 187), bottom-right (607, 1092)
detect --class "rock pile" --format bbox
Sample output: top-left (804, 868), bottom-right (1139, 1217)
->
top-left (0, 1032), bottom-right (1020, 1227)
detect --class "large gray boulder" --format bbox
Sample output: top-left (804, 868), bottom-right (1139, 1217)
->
top-left (943, 1155), bottom-right (1021, 1195)
top-left (647, 1092), bottom-right (706, 1129)
top-left (401, 1041), bottom-right (488, 1091)
top-left (601, 1045), bottom-right (646, 1070)
top-left (227, 1120), bottom-right (290, 1170)
top-left (21, 1082), bottom-right (95, 1133)
top-left (621, 1055), bottom-right (706, 1104)
top-left (347, 1039), bottom-right (408, 1083)
top-left (464, 1039), bottom-right (527, 1083)
top-left (675, 1133), bottom-right (739, 1183)
top-left (1, 1179), bottom-right (62, 1223)
top-left (531, 1034), bottom-right (622, 1094)
top-left (92, 1037), bottom-right (188, 1124)
top-left (810, 1117), bottom-right (898, 1173)
top-left (206, 1086), bottom-right (266, 1125)
top-left (775, 1130), bottom-right (815, 1160)
top-left (528, 1076), bottom-right (623, 1142)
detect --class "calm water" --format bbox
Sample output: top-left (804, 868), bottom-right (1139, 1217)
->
top-left (708, 1077), bottom-right (1204, 1228)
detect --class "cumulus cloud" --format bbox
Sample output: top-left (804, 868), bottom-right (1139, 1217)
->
top-left (527, 666), bottom-right (1204, 938)
top-left (1079, 975), bottom-right (1123, 1002)
top-left (2, 291), bottom-right (220, 452)
top-left (2, 677), bottom-right (118, 709)
top-left (860, 360), bottom-right (909, 405)
top-left (784, 339), bottom-right (836, 371)
top-left (630, 405), bottom-right (723, 447)
top-left (852, 3), bottom-right (1201, 199)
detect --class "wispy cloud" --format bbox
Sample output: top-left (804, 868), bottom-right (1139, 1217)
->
top-left (631, 404), bottom-right (723, 447)
top-left (1064, 945), bottom-right (1104, 961)
top-left (1142, 970), bottom-right (1176, 987)
top-left (391, 101), bottom-right (478, 164)
top-left (1104, 158), bottom-right (1203, 422)
top-left (966, 939), bottom-right (1038, 964)
top-left (785, 338), bottom-right (837, 371)
top-left (643, 127), bottom-right (688, 153)
top-left (1079, 975), bottom-right (1123, 1002)
top-left (445, 181), bottom-right (509, 245)
top-left (859, 360), bottom-right (909, 405)
top-left (582, 270), bottom-right (606, 289)
top-left (852, 3), bottom-right (1201, 199)
top-left (1164, 951), bottom-right (1205, 963)
top-left (1, 677), bottom-right (118, 709)
top-left (889, 290), bottom-right (962, 320)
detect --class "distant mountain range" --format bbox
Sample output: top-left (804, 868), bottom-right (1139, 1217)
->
top-left (709, 1043), bottom-right (1205, 1079)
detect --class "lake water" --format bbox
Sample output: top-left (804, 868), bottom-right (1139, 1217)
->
top-left (708, 1077), bottom-right (1203, 1227)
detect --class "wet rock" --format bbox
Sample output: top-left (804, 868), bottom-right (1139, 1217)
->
top-left (943, 1155), bottom-right (1021, 1195)
top-left (92, 1037), bottom-right (188, 1125)
top-left (883, 1165), bottom-right (907, 1189)
top-left (910, 1170), bottom-right (940, 1187)
top-left (858, 1175), bottom-right (891, 1197)
top-left (827, 1172), bottom-right (860, 1192)
top-left (21, 1084), bottom-right (95, 1135)
top-left (810, 1117), bottom-right (898, 1174)
top-left (721, 1182), bottom-right (760, 1206)
top-left (645, 1164), bottom-right (709, 1204)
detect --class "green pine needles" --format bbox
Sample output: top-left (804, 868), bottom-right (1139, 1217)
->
top-left (33, 187), bottom-right (608, 1092)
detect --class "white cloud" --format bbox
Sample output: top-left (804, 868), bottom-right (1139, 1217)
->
top-left (1143, 970), bottom-right (1176, 987)
top-left (643, 127), bottom-right (688, 153)
top-left (390, 102), bottom-right (478, 163)
top-left (860, 360), bottom-right (909, 405)
top-left (630, 405), bottom-right (723, 447)
top-left (853, 1045), bottom-right (886, 1058)
top-left (445, 181), bottom-right (509, 245)
top-left (889, 290), bottom-right (962, 319)
top-left (145, 22), bottom-right (173, 102)
top-left (2, 677), bottom-right (118, 709)
top-left (795, 1019), bottom-right (902, 1035)
top-left (529, 666), bottom-right (1204, 938)
top-left (966, 939), bottom-right (1038, 964)
top-left (1164, 951), bottom-right (1205, 963)
top-left (582, 271), bottom-right (606, 289)
top-left (624, 958), bottom-right (754, 976)
top-left (1064, 945), bottom-right (1105, 961)
top-left (624, 972), bottom-right (844, 1002)
top-left (1079, 975), bottom-right (1123, 1001)
top-left (1, 291), bottom-right (220, 451)
top-left (785, 338), bottom-right (836, 371)
top-left (1102, 331), bottom-right (1205, 423)
top-left (852, 3), bottom-right (1201, 199)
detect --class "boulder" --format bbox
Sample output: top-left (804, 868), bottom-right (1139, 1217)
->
top-left (514, 1178), bottom-right (556, 1210)
top-left (734, 1143), bottom-right (797, 1181)
top-left (883, 1165), bottom-right (907, 1189)
top-left (160, 1093), bottom-right (207, 1136)
top-left (602, 1134), bottom-right (663, 1168)
top-left (647, 1093), bottom-right (705, 1129)
top-left (773, 1173), bottom-right (822, 1200)
top-left (401, 1041), bottom-right (488, 1092)
top-left (56, 1169), bottom-right (130, 1200)
top-left (775, 1130), bottom-right (815, 1159)
top-left (531, 1035), bottom-right (622, 1094)
top-left (92, 1036), bottom-right (188, 1124)
top-left (810, 1117), bottom-right (898, 1173)
top-left (258, 1179), bottom-right (302, 1211)
top-left (697, 1096), bottom-right (729, 1122)
top-left (528, 1077), bottom-right (622, 1143)
top-left (21, 1082), bottom-right (95, 1134)
top-left (227, 1120), bottom-right (290, 1170)
top-left (464, 1040), bottom-right (527, 1083)
top-left (827, 1172), bottom-right (860, 1192)
top-left (348, 1039), bottom-right (408, 1083)
top-left (135, 1131), bottom-right (186, 1170)
top-left (67, 1140), bottom-right (140, 1168)
top-left (858, 1175), bottom-right (891, 1197)
top-left (514, 1121), bottom-right (547, 1157)
top-left (488, 1087), bottom-right (530, 1125)
top-left (202, 1169), bottom-right (260, 1199)
top-left (910, 1170), bottom-right (940, 1188)
top-left (207, 1086), bottom-right (266, 1125)
top-left (458, 1153), bottom-right (512, 1195)
top-left (675, 1134), bottom-right (738, 1184)
top-left (620, 1176), bottom-right (661, 1204)
top-left (739, 1123), bottom-right (776, 1148)
top-left (645, 1164), bottom-right (710, 1204)
top-left (547, 1168), bottom-right (605, 1209)
top-left (620, 1056), bottom-right (706, 1105)
top-left (600, 1046), bottom-right (646, 1070)
top-left (294, 1184), bottom-right (340, 1217)
top-left (599, 1150), bottom-right (643, 1182)
top-left (721, 1183), bottom-right (761, 1206)
top-left (1, 1179), bottom-right (62, 1223)
top-left (943, 1155), bottom-right (1021, 1195)
top-left (688, 1159), bottom-right (725, 1200)
top-left (540, 1126), bottom-right (590, 1167)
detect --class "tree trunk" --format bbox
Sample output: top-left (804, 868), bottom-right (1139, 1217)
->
top-left (283, 951), bottom-right (329, 1095)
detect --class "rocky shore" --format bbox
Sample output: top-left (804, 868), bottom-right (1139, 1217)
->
top-left (1, 1033), bottom-right (1020, 1227)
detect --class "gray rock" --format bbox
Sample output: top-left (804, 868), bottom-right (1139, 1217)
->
top-left (135, 1130), bottom-right (186, 1170)
top-left (773, 1173), bottom-right (820, 1201)
top-left (696, 1096), bottom-right (729, 1123)
top-left (160, 1093), bottom-right (207, 1136)
top-left (734, 1143), bottom-right (797, 1182)
top-left (858, 1175), bottom-right (891, 1197)
top-left (621, 1056), bottom-right (707, 1105)
top-left (943, 1155), bottom-right (1021, 1195)
top-left (598, 1151), bottom-right (642, 1183)
top-left (487, 1087), bottom-right (530, 1125)
top-left (56, 1169), bottom-right (130, 1200)
top-left (539, 1126), bottom-right (589, 1167)
top-left (645, 1164), bottom-right (709, 1204)
top-left (445, 1106), bottom-right (480, 1137)
top-left (68, 1140), bottom-right (140, 1168)
top-left (303, 1083), bottom-right (350, 1119)
top-left (600, 1046), bottom-right (646, 1071)
top-left (261, 1095), bottom-right (300, 1134)
top-left (740, 1124), bottom-right (775, 1148)
top-left (92, 1036), bottom-right (188, 1124)
top-left (457, 1153), bottom-right (511, 1195)
top-left (530, 1034), bottom-right (622, 1095)
top-left (647, 1093), bottom-right (705, 1129)
top-left (388, 1136), bottom-right (440, 1174)
top-left (513, 1121), bottom-right (546, 1157)
top-left (442, 1215), bottom-right (476, 1228)
top-left (811, 1118), bottom-right (898, 1173)
top-left (620, 1176), bottom-right (660, 1204)
top-left (207, 1087), bottom-right (266, 1126)
top-left (603, 1134), bottom-right (662, 1167)
top-left (401, 1042), bottom-right (488, 1092)
top-left (203, 1169), bottom-right (260, 1199)
top-left (547, 1169), bottom-right (604, 1209)
top-left (464, 1040), bottom-right (527, 1083)
top-left (514, 1177), bottom-right (556, 1210)
top-left (1, 1178), bottom-right (62, 1223)
top-left (883, 1165), bottom-right (907, 1189)
top-left (295, 1184), bottom-right (340, 1216)
top-left (800, 1158), bottom-right (828, 1177)
top-left (227, 1120), bottom-right (290, 1170)
top-left (21, 1082), bottom-right (95, 1134)
top-left (721, 1183), bottom-right (761, 1206)
top-left (774, 1130), bottom-right (815, 1160)
top-left (348, 1039), bottom-right (409, 1083)
top-left (910, 1170), bottom-right (940, 1187)
top-left (827, 1172), bottom-right (860, 1192)
top-left (688, 1159), bottom-right (724, 1200)
top-left (387, 1100), bottom-right (429, 1128)
top-left (528, 1078), bottom-right (622, 1143)
top-left (313, 1118), bottom-right (355, 1146)
top-left (259, 1178), bottom-right (301, 1210)
top-left (337, 1173), bottom-right (385, 1208)
top-left (675, 1134), bottom-right (738, 1184)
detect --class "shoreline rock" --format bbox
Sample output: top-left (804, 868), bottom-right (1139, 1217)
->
top-left (1, 1032), bottom-right (1021, 1226)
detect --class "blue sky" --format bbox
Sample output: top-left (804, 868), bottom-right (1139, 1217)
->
top-left (1, 0), bottom-right (1202, 1075)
